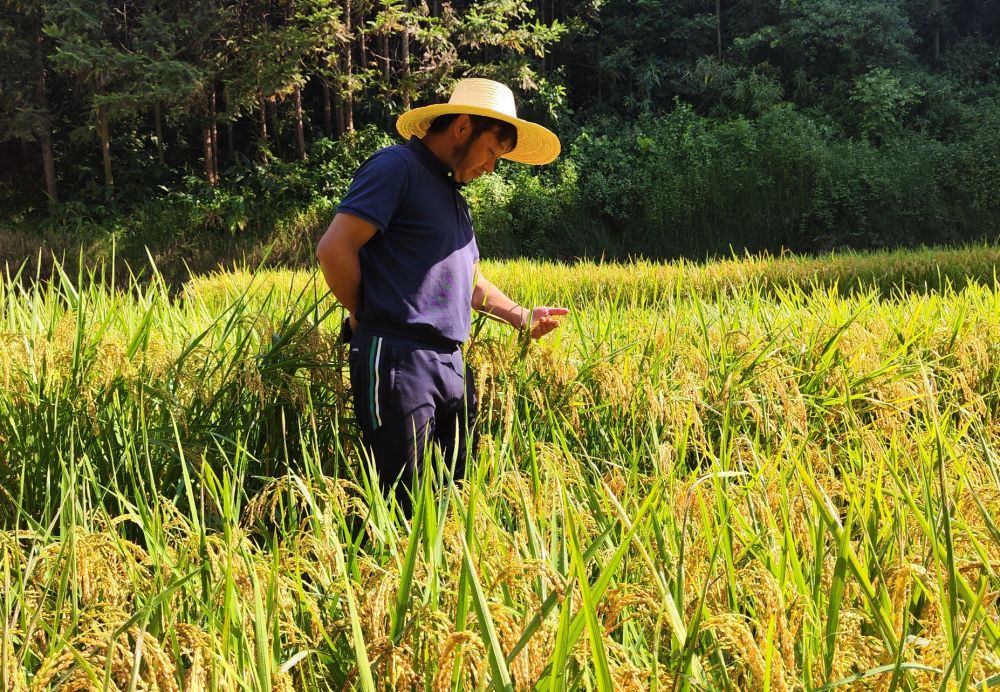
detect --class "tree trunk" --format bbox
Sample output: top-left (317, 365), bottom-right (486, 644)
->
top-left (40, 129), bottom-right (57, 206)
top-left (203, 125), bottom-right (216, 185)
top-left (343, 0), bottom-right (355, 132)
top-left (931, 0), bottom-right (942, 62)
top-left (258, 91), bottom-right (268, 142)
top-left (345, 90), bottom-right (354, 132)
top-left (539, 0), bottom-right (547, 74)
top-left (220, 84), bottom-right (234, 166)
top-left (210, 85), bottom-right (220, 178)
top-left (322, 79), bottom-right (333, 136)
top-left (597, 49), bottom-right (603, 103)
top-left (258, 91), bottom-right (269, 159)
top-left (335, 88), bottom-right (345, 137)
top-left (34, 27), bottom-right (57, 205)
top-left (97, 103), bottom-right (113, 188)
top-left (153, 102), bottom-right (165, 165)
top-left (211, 125), bottom-right (219, 182)
top-left (382, 33), bottom-right (391, 87)
top-left (358, 5), bottom-right (367, 77)
top-left (401, 7), bottom-right (410, 109)
top-left (356, 0), bottom-right (369, 129)
top-left (716, 0), bottom-right (722, 58)
top-left (270, 100), bottom-right (282, 157)
top-left (294, 85), bottom-right (307, 161)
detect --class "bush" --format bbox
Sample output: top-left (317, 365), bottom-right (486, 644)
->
top-left (467, 158), bottom-right (594, 259)
top-left (470, 101), bottom-right (1000, 259)
top-left (1, 126), bottom-right (393, 286)
top-left (5, 110), bottom-right (1000, 276)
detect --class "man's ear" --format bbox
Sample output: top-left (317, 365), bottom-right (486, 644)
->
top-left (453, 113), bottom-right (472, 138)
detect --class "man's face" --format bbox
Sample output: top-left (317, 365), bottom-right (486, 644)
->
top-left (450, 121), bottom-right (513, 184)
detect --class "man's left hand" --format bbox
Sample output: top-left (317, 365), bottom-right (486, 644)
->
top-left (527, 306), bottom-right (569, 339)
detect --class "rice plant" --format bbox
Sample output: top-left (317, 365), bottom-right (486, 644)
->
top-left (1, 247), bottom-right (999, 690)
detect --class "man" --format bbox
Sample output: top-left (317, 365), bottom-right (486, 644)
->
top-left (316, 78), bottom-right (568, 515)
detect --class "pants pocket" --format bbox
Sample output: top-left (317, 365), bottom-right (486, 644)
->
top-left (368, 336), bottom-right (387, 431)
top-left (388, 346), bottom-right (400, 395)
top-left (348, 336), bottom-right (386, 433)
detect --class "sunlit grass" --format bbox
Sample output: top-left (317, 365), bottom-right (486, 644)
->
top-left (1, 246), bottom-right (999, 690)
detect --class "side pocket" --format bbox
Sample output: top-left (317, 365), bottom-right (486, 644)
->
top-left (358, 339), bottom-right (399, 431)
top-left (346, 343), bottom-right (368, 432)
top-left (368, 336), bottom-right (386, 431)
top-left (388, 347), bottom-right (401, 394)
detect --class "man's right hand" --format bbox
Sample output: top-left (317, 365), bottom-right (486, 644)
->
top-left (339, 315), bottom-right (356, 344)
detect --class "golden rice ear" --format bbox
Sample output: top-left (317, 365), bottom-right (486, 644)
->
top-left (433, 630), bottom-right (486, 691)
top-left (32, 529), bottom-right (150, 609)
top-left (31, 619), bottom-right (180, 692)
top-left (0, 630), bottom-right (27, 692)
top-left (704, 615), bottom-right (771, 690)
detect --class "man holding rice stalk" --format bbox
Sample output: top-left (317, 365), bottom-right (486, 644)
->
top-left (317, 77), bottom-right (568, 515)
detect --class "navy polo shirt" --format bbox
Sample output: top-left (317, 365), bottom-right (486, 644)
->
top-left (337, 137), bottom-right (479, 346)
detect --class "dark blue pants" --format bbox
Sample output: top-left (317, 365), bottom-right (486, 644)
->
top-left (348, 329), bottom-right (478, 516)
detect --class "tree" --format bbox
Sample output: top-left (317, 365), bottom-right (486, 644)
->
top-left (741, 0), bottom-right (916, 84)
top-left (300, 0), bottom-right (349, 137)
top-left (224, 0), bottom-right (323, 163)
top-left (0, 0), bottom-right (59, 206)
top-left (553, 0), bottom-right (719, 113)
top-left (147, 0), bottom-right (231, 184)
top-left (44, 0), bottom-right (146, 188)
top-left (131, 1), bottom-right (205, 167)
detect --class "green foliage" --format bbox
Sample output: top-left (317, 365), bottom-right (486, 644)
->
top-left (0, 125), bottom-right (392, 286)
top-left (466, 102), bottom-right (1000, 259)
top-left (940, 37), bottom-right (1000, 89)
top-left (770, 0), bottom-right (916, 79)
top-left (467, 158), bottom-right (586, 258)
top-left (848, 67), bottom-right (924, 142)
top-left (0, 1), bottom-right (46, 142)
top-left (3, 0), bottom-right (1000, 259)
top-left (6, 98), bottom-right (999, 272)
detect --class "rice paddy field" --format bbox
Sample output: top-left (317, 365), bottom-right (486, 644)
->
top-left (2, 246), bottom-right (1000, 690)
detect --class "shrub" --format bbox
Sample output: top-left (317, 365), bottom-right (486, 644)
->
top-left (6, 110), bottom-right (1000, 274)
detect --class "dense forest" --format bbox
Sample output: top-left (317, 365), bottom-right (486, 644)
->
top-left (1, 0), bottom-right (999, 267)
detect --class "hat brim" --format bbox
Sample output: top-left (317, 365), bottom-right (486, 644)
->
top-left (396, 105), bottom-right (560, 165)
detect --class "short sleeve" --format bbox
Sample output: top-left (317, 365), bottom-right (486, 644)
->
top-left (337, 149), bottom-right (410, 233)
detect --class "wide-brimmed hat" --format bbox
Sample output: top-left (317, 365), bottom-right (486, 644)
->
top-left (396, 78), bottom-right (560, 165)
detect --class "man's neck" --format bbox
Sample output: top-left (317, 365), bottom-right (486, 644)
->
top-left (420, 134), bottom-right (454, 171)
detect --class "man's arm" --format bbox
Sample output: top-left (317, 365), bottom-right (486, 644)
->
top-left (316, 212), bottom-right (378, 326)
top-left (472, 269), bottom-right (568, 339)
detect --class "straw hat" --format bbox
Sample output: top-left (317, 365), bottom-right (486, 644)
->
top-left (396, 78), bottom-right (560, 165)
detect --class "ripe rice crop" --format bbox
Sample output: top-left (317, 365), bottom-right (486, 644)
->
top-left (1, 246), bottom-right (999, 690)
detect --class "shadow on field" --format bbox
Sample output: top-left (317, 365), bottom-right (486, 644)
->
top-left (0, 223), bottom-right (321, 294)
top-left (3, 224), bottom-right (1000, 302)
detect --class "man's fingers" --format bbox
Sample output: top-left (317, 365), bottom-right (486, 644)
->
top-left (525, 306), bottom-right (568, 339)
top-left (532, 306), bottom-right (569, 320)
top-left (530, 316), bottom-right (564, 339)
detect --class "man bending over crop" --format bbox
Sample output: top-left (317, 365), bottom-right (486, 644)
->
top-left (316, 78), bottom-right (568, 516)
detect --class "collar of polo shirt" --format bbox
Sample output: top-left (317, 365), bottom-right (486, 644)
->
top-left (406, 136), bottom-right (462, 187)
